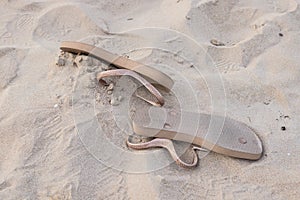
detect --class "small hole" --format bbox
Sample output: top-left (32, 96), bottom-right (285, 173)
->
top-left (164, 123), bottom-right (171, 129)
top-left (281, 126), bottom-right (286, 131)
top-left (238, 137), bottom-right (247, 144)
top-left (279, 33), bottom-right (283, 37)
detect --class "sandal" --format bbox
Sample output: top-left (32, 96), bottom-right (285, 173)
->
top-left (60, 41), bottom-right (173, 89)
top-left (132, 106), bottom-right (263, 160)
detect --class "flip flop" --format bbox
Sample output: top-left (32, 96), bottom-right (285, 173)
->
top-left (96, 69), bottom-right (263, 161)
top-left (60, 41), bottom-right (174, 90)
top-left (132, 106), bottom-right (263, 160)
top-left (126, 135), bottom-right (202, 168)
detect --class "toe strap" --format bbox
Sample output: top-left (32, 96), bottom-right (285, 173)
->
top-left (127, 136), bottom-right (199, 168)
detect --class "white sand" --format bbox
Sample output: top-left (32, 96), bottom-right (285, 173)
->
top-left (1, 0), bottom-right (300, 199)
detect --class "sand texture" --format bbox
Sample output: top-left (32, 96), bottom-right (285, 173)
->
top-left (1, 0), bottom-right (300, 199)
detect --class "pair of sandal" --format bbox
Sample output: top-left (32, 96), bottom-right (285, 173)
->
top-left (60, 41), bottom-right (263, 168)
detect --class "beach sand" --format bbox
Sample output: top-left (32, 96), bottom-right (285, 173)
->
top-left (0, 0), bottom-right (300, 199)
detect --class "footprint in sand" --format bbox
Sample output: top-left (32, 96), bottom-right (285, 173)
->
top-left (0, 48), bottom-right (26, 90)
top-left (0, 12), bottom-right (36, 47)
top-left (188, 0), bottom-right (289, 72)
top-left (188, 0), bottom-right (286, 45)
top-left (206, 21), bottom-right (281, 73)
top-left (32, 4), bottom-right (109, 48)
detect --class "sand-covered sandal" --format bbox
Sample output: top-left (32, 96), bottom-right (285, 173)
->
top-left (60, 41), bottom-right (174, 89)
top-left (97, 69), bottom-right (204, 168)
top-left (126, 135), bottom-right (200, 168)
top-left (97, 69), bottom-right (202, 168)
top-left (96, 68), bottom-right (263, 161)
top-left (60, 41), bottom-right (263, 164)
top-left (132, 107), bottom-right (263, 160)
top-left (97, 69), bottom-right (164, 106)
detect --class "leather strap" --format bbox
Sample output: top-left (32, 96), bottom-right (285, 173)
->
top-left (60, 41), bottom-right (174, 89)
